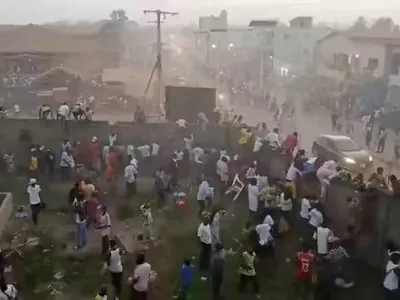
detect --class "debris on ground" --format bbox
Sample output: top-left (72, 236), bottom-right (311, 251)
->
top-left (26, 237), bottom-right (40, 247)
top-left (53, 270), bottom-right (65, 280)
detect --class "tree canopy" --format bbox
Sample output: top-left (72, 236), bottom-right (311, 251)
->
top-left (110, 9), bottom-right (129, 22)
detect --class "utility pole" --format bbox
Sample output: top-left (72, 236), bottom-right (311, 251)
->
top-left (143, 9), bottom-right (178, 117)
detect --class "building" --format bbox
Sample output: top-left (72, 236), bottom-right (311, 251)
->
top-left (272, 17), bottom-right (331, 74)
top-left (289, 16), bottom-right (313, 29)
top-left (0, 23), bottom-right (145, 76)
top-left (199, 10), bottom-right (228, 32)
top-left (315, 31), bottom-right (400, 82)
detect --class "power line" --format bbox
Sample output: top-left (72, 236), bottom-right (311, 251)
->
top-left (143, 9), bottom-right (178, 117)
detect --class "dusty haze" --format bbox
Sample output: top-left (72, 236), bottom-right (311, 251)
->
top-left (1, 0), bottom-right (400, 25)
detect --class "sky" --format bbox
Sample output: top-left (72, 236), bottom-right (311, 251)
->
top-left (1, 0), bottom-right (400, 25)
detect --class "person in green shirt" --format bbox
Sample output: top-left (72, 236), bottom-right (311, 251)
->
top-left (238, 246), bottom-right (260, 298)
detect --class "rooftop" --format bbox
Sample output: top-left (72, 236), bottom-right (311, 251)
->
top-left (318, 29), bottom-right (400, 46)
top-left (0, 24), bottom-right (105, 53)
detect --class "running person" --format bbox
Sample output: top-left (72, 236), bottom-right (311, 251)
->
top-left (296, 242), bottom-right (315, 300)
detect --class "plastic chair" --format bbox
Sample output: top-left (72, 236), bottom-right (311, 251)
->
top-left (225, 174), bottom-right (245, 201)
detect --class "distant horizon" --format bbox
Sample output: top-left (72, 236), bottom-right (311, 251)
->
top-left (1, 0), bottom-right (400, 27)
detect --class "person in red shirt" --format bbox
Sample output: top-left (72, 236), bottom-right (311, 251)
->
top-left (106, 147), bottom-right (119, 196)
top-left (89, 137), bottom-right (101, 175)
top-left (283, 132), bottom-right (299, 157)
top-left (86, 191), bottom-right (100, 228)
top-left (296, 242), bottom-right (315, 299)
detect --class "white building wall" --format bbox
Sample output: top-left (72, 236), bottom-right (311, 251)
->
top-left (315, 34), bottom-right (387, 82)
top-left (273, 27), bottom-right (331, 74)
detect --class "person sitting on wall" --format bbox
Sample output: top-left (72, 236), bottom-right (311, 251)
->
top-left (38, 104), bottom-right (53, 119)
top-left (84, 107), bottom-right (94, 121)
top-left (71, 102), bottom-right (85, 120)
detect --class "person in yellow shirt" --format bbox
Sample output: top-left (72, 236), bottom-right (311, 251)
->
top-left (238, 128), bottom-right (252, 145)
top-left (29, 149), bottom-right (40, 179)
top-left (239, 127), bottom-right (253, 158)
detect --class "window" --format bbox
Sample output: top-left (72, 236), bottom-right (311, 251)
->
top-left (334, 53), bottom-right (350, 70)
top-left (333, 139), bottom-right (361, 152)
top-left (367, 58), bottom-right (378, 70)
top-left (326, 140), bottom-right (336, 151)
top-left (350, 55), bottom-right (360, 72)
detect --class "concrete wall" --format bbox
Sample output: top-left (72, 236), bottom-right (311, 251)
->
top-left (0, 193), bottom-right (13, 237)
top-left (0, 119), bottom-right (227, 153)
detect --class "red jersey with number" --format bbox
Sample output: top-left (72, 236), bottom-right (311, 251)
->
top-left (297, 252), bottom-right (314, 281)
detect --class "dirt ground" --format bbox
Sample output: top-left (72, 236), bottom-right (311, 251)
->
top-left (0, 174), bottom-right (386, 300)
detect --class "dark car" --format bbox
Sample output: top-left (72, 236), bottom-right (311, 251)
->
top-left (312, 135), bottom-right (373, 173)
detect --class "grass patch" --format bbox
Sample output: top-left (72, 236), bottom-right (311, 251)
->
top-left (116, 202), bottom-right (137, 221)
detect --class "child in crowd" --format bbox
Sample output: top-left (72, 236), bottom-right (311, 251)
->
top-left (140, 203), bottom-right (153, 241)
top-left (94, 285), bottom-right (107, 300)
top-left (177, 258), bottom-right (194, 299)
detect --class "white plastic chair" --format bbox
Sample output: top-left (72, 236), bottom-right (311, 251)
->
top-left (225, 174), bottom-right (245, 201)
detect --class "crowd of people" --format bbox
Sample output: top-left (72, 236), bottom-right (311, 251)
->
top-left (0, 89), bottom-right (400, 300)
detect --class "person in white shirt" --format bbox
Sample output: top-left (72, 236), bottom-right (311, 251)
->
top-left (198, 112), bottom-right (209, 131)
top-left (286, 163), bottom-right (301, 182)
top-left (266, 128), bottom-right (281, 150)
top-left (313, 224), bottom-right (333, 255)
top-left (192, 147), bottom-right (204, 164)
top-left (132, 253), bottom-right (152, 298)
top-left (279, 190), bottom-right (293, 227)
top-left (127, 145), bottom-right (135, 159)
top-left (27, 178), bottom-right (42, 225)
top-left (97, 205), bottom-right (111, 255)
top-left (137, 145), bottom-right (151, 158)
top-left (383, 253), bottom-right (400, 298)
top-left (197, 219), bottom-right (212, 278)
top-left (210, 208), bottom-right (224, 248)
top-left (309, 205), bottom-right (324, 232)
top-left (174, 150), bottom-right (184, 161)
top-left (176, 119), bottom-right (187, 128)
top-left (60, 150), bottom-right (73, 180)
top-left (109, 133), bottom-right (117, 147)
top-left (183, 134), bottom-right (194, 151)
top-left (151, 143), bottom-right (160, 156)
top-left (255, 220), bottom-right (273, 246)
top-left (58, 102), bottom-right (70, 119)
top-left (197, 178), bottom-right (213, 216)
top-left (124, 159), bottom-right (138, 198)
top-left (0, 283), bottom-right (17, 300)
top-left (253, 136), bottom-right (264, 153)
top-left (263, 214), bottom-right (274, 227)
top-left (316, 160), bottom-right (338, 201)
top-left (13, 104), bottom-right (20, 118)
top-left (107, 239), bottom-right (123, 299)
top-left (248, 178), bottom-right (260, 218)
top-left (300, 197), bottom-right (311, 220)
top-left (216, 156), bottom-right (229, 190)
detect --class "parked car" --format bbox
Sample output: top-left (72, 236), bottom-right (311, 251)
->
top-left (312, 134), bottom-right (373, 173)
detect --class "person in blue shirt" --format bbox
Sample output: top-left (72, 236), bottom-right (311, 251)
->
top-left (179, 258), bottom-right (194, 299)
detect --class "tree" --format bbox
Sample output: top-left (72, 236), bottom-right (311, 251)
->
top-left (351, 16), bottom-right (368, 30)
top-left (371, 17), bottom-right (394, 32)
top-left (110, 9), bottom-right (128, 22)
